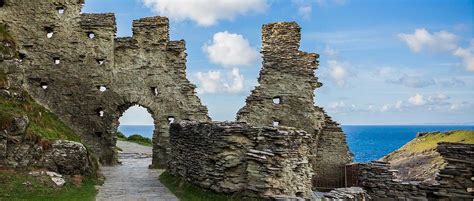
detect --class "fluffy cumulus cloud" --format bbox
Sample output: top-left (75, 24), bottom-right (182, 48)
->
top-left (203, 31), bottom-right (259, 66)
top-left (453, 41), bottom-right (474, 71)
top-left (195, 68), bottom-right (244, 94)
top-left (399, 29), bottom-right (474, 71)
top-left (408, 93), bottom-right (426, 106)
top-left (142, 0), bottom-right (267, 26)
top-left (328, 60), bottom-right (348, 86)
top-left (398, 29), bottom-right (458, 52)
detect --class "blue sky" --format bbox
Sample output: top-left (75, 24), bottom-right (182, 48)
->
top-left (83, 0), bottom-right (474, 125)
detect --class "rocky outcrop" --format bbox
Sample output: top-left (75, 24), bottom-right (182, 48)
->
top-left (382, 130), bottom-right (473, 183)
top-left (0, 116), bottom-right (92, 175)
top-left (168, 121), bottom-right (314, 199)
top-left (350, 142), bottom-right (474, 200)
top-left (236, 22), bottom-right (352, 188)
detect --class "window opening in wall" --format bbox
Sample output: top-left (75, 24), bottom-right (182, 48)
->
top-left (98, 85), bottom-right (107, 92)
top-left (53, 57), bottom-right (60, 65)
top-left (96, 109), bottom-right (104, 117)
top-left (96, 59), bottom-right (105, 65)
top-left (0, 0), bottom-right (4, 7)
top-left (168, 116), bottom-right (175, 124)
top-left (57, 7), bottom-right (65, 15)
top-left (45, 27), bottom-right (54, 38)
top-left (87, 32), bottom-right (95, 39)
top-left (95, 132), bottom-right (102, 137)
top-left (40, 82), bottom-right (48, 90)
top-left (272, 120), bottom-right (280, 127)
top-left (151, 87), bottom-right (159, 96)
top-left (273, 96), bottom-right (281, 104)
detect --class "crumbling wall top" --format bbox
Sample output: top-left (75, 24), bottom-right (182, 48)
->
top-left (132, 16), bottom-right (169, 45)
top-left (80, 13), bottom-right (117, 30)
top-left (262, 22), bottom-right (301, 52)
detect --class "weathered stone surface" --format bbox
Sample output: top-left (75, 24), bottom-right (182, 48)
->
top-left (236, 22), bottom-right (352, 188)
top-left (0, 1), bottom-right (210, 166)
top-left (168, 121), bottom-right (314, 199)
top-left (0, 115), bottom-right (92, 175)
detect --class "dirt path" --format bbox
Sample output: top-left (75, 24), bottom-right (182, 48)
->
top-left (96, 141), bottom-right (178, 201)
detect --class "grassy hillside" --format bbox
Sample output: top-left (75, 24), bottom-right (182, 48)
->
top-left (0, 92), bottom-right (81, 142)
top-left (382, 130), bottom-right (474, 183)
top-left (398, 130), bottom-right (474, 153)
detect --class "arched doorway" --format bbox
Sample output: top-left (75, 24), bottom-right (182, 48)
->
top-left (116, 104), bottom-right (156, 166)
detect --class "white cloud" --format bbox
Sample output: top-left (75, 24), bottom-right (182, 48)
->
top-left (453, 41), bottom-right (474, 71)
top-left (399, 29), bottom-right (474, 71)
top-left (376, 67), bottom-right (466, 88)
top-left (292, 0), bottom-right (312, 19)
top-left (323, 46), bottom-right (338, 58)
top-left (142, 0), bottom-right (267, 26)
top-left (203, 31), bottom-right (259, 66)
top-left (195, 68), bottom-right (245, 94)
top-left (408, 93), bottom-right (426, 106)
top-left (398, 28), bottom-right (458, 52)
top-left (328, 60), bottom-right (348, 86)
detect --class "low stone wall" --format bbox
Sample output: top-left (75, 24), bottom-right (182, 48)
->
top-left (168, 121), bottom-right (314, 199)
top-left (353, 142), bottom-right (473, 200)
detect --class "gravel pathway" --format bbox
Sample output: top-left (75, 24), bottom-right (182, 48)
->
top-left (96, 141), bottom-right (178, 201)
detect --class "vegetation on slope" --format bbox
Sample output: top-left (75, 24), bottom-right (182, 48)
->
top-left (382, 130), bottom-right (474, 183)
top-left (0, 170), bottom-right (97, 201)
top-left (0, 93), bottom-right (81, 142)
top-left (117, 131), bottom-right (152, 146)
top-left (159, 171), bottom-right (259, 201)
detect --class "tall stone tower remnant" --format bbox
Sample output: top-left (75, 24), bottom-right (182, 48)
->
top-left (237, 22), bottom-right (353, 188)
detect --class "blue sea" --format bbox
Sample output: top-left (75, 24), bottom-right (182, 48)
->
top-left (118, 125), bottom-right (474, 162)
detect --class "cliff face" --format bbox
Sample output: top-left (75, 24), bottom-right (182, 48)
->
top-left (381, 130), bottom-right (474, 184)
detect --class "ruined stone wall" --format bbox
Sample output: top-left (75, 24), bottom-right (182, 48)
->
top-left (353, 143), bottom-right (474, 200)
top-left (0, 0), bottom-right (209, 166)
top-left (168, 121), bottom-right (314, 199)
top-left (236, 22), bottom-right (352, 188)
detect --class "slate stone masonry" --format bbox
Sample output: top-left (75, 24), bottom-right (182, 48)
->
top-left (169, 121), bottom-right (314, 199)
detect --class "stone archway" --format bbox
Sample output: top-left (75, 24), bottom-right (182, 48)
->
top-left (0, 1), bottom-right (211, 166)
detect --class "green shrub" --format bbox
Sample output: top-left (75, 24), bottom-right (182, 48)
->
top-left (126, 134), bottom-right (152, 146)
top-left (116, 131), bottom-right (127, 140)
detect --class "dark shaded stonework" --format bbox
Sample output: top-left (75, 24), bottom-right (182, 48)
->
top-left (0, 0), bottom-right (210, 166)
top-left (236, 22), bottom-right (353, 188)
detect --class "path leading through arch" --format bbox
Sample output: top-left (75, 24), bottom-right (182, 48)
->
top-left (96, 141), bottom-right (177, 201)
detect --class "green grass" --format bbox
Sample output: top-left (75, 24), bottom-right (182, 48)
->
top-left (159, 171), bottom-right (260, 201)
top-left (0, 170), bottom-right (98, 201)
top-left (117, 132), bottom-right (152, 147)
top-left (0, 94), bottom-right (81, 142)
top-left (400, 130), bottom-right (474, 153)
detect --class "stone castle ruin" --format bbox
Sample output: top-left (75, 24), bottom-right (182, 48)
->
top-left (0, 0), bottom-right (352, 198)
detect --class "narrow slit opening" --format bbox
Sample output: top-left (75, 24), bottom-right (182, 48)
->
top-left (45, 27), bottom-right (54, 38)
top-left (57, 7), bottom-right (65, 14)
top-left (53, 57), bottom-right (60, 65)
top-left (167, 116), bottom-right (175, 124)
top-left (273, 96), bottom-right (281, 104)
top-left (272, 121), bottom-right (280, 127)
top-left (98, 85), bottom-right (107, 92)
top-left (40, 82), bottom-right (48, 90)
top-left (87, 32), bottom-right (95, 39)
top-left (151, 87), bottom-right (159, 96)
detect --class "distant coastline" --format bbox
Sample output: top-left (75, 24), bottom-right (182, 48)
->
top-left (119, 124), bottom-right (473, 162)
